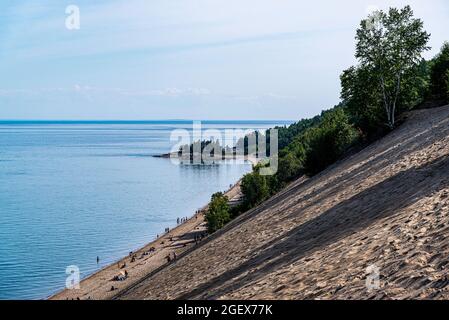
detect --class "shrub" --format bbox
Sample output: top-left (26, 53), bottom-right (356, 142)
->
top-left (430, 42), bottom-right (449, 103)
top-left (446, 70), bottom-right (449, 102)
top-left (340, 66), bottom-right (385, 138)
top-left (205, 192), bottom-right (231, 233)
top-left (276, 143), bottom-right (305, 184)
top-left (303, 108), bottom-right (359, 175)
top-left (241, 172), bottom-right (269, 209)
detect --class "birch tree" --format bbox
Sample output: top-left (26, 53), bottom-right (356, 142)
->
top-left (355, 6), bottom-right (430, 128)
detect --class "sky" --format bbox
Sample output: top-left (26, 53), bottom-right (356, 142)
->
top-left (0, 0), bottom-right (448, 121)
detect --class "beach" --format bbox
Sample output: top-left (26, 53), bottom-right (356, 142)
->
top-left (0, 120), bottom-right (266, 299)
top-left (50, 180), bottom-right (243, 300)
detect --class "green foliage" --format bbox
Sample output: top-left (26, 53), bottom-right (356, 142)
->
top-left (277, 144), bottom-right (305, 183)
top-left (353, 5), bottom-right (430, 128)
top-left (235, 131), bottom-right (266, 156)
top-left (240, 108), bottom-right (359, 205)
top-left (447, 70), bottom-right (449, 101)
top-left (205, 192), bottom-right (231, 233)
top-left (241, 172), bottom-right (269, 208)
top-left (342, 58), bottom-right (430, 140)
top-left (207, 6), bottom-right (446, 235)
top-left (341, 65), bottom-right (385, 139)
top-left (429, 42), bottom-right (449, 103)
top-left (275, 116), bottom-right (322, 150)
top-left (302, 108), bottom-right (359, 175)
top-left (180, 139), bottom-right (230, 158)
top-left (399, 59), bottom-right (431, 108)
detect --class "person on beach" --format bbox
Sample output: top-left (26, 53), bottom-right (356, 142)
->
top-left (97, 256), bottom-right (99, 264)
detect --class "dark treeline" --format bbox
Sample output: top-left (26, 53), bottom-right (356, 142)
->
top-left (178, 140), bottom-right (232, 160)
top-left (205, 6), bottom-right (449, 233)
top-left (178, 131), bottom-right (271, 161)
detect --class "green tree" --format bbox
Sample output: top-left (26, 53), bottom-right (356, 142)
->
top-left (430, 42), bottom-right (449, 103)
top-left (446, 70), bottom-right (449, 101)
top-left (355, 6), bottom-right (430, 128)
top-left (399, 58), bottom-right (431, 108)
top-left (341, 65), bottom-right (384, 139)
top-left (241, 172), bottom-right (269, 208)
top-left (205, 192), bottom-right (230, 233)
top-left (276, 142), bottom-right (306, 183)
top-left (275, 116), bottom-right (321, 150)
top-left (303, 108), bottom-right (359, 175)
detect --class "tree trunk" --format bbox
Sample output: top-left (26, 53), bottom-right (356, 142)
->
top-left (390, 73), bottom-right (402, 129)
top-left (380, 75), bottom-right (393, 129)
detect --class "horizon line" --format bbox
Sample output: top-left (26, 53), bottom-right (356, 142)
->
top-left (0, 119), bottom-right (295, 123)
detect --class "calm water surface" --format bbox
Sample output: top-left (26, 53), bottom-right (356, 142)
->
top-left (0, 120), bottom-right (288, 300)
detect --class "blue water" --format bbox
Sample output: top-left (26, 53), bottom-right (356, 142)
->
top-left (0, 120), bottom-right (287, 300)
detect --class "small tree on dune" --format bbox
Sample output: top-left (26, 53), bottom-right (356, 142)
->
top-left (205, 192), bottom-right (230, 233)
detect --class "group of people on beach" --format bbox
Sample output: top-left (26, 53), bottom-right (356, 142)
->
top-left (165, 251), bottom-right (177, 264)
top-left (112, 269), bottom-right (128, 282)
top-left (83, 210), bottom-right (207, 299)
top-left (177, 216), bottom-right (190, 224)
top-left (111, 251), bottom-right (136, 284)
top-left (156, 209), bottom-right (204, 240)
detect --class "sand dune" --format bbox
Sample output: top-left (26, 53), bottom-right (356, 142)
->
top-left (118, 105), bottom-right (449, 300)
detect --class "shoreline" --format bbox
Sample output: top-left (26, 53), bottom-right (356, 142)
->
top-left (48, 212), bottom-right (203, 300)
top-left (49, 179), bottom-right (244, 300)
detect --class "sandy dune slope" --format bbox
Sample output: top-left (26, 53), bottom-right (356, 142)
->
top-left (119, 105), bottom-right (449, 300)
